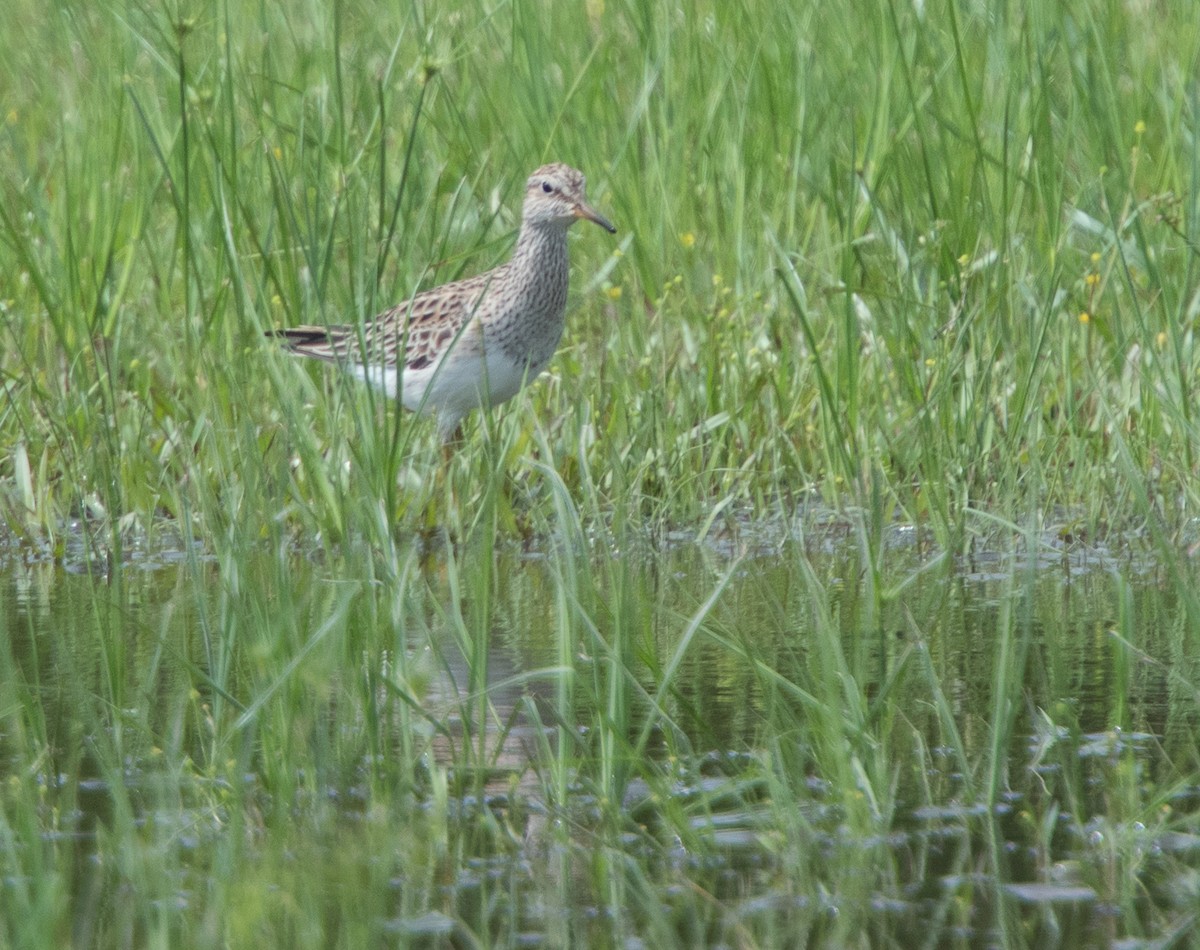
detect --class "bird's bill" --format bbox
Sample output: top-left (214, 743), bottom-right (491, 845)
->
top-left (574, 202), bottom-right (617, 233)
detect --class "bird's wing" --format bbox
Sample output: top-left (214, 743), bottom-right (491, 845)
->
top-left (274, 267), bottom-right (502, 370)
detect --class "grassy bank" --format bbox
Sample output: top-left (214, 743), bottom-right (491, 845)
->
top-left (2, 0), bottom-right (1200, 946)
top-left (2, 0), bottom-right (1197, 543)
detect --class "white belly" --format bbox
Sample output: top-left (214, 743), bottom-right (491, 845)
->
top-left (348, 346), bottom-right (544, 419)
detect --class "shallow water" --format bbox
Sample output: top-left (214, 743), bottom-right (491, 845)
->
top-left (1, 514), bottom-right (1197, 946)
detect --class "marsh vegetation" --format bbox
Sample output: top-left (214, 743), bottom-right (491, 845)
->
top-left (2, 0), bottom-right (1200, 945)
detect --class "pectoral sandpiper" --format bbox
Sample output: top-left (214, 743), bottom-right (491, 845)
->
top-left (271, 163), bottom-right (616, 444)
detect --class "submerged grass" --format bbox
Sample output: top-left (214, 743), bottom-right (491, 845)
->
top-left (2, 0), bottom-right (1200, 946)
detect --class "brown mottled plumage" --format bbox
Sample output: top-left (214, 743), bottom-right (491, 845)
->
top-left (271, 163), bottom-right (616, 443)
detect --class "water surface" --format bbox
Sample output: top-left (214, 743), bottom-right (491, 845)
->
top-left (1, 514), bottom-right (1196, 946)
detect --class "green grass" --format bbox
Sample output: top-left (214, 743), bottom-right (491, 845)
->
top-left (2, 0), bottom-right (1200, 946)
top-left (2, 0), bottom-right (1194, 543)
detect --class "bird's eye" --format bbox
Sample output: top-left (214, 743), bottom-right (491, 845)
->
top-left (541, 182), bottom-right (553, 194)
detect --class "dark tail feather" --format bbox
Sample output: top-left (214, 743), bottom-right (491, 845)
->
top-left (267, 325), bottom-right (343, 360)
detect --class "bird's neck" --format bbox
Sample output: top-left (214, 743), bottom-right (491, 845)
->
top-left (510, 220), bottom-right (570, 275)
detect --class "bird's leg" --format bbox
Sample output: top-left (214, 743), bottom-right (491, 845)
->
top-left (417, 424), bottom-right (463, 536)
top-left (440, 424), bottom-right (464, 464)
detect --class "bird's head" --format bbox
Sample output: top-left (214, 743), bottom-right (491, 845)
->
top-left (523, 163), bottom-right (616, 234)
